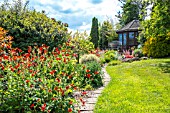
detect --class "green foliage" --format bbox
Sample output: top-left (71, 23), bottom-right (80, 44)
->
top-left (143, 37), bottom-right (170, 58)
top-left (133, 48), bottom-right (144, 58)
top-left (104, 50), bottom-right (116, 63)
top-left (80, 54), bottom-right (100, 64)
top-left (142, 0), bottom-right (170, 57)
top-left (70, 31), bottom-right (94, 63)
top-left (71, 31), bottom-right (94, 55)
top-left (99, 20), bottom-right (118, 49)
top-left (117, 0), bottom-right (149, 26)
top-left (90, 17), bottom-right (99, 48)
top-left (142, 0), bottom-right (170, 39)
top-left (0, 0), bottom-right (69, 51)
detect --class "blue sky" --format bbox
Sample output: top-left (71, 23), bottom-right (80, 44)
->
top-left (0, 0), bottom-right (122, 34)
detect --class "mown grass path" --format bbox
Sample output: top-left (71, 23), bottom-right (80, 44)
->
top-left (94, 58), bottom-right (170, 113)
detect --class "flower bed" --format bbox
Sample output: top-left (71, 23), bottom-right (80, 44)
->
top-left (0, 43), bottom-right (103, 112)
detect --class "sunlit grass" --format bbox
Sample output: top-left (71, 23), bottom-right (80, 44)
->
top-left (94, 58), bottom-right (170, 113)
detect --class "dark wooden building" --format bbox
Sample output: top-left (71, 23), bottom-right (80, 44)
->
top-left (116, 20), bottom-right (141, 50)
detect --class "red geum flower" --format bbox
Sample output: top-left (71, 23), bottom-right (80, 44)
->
top-left (56, 57), bottom-right (61, 60)
top-left (82, 91), bottom-right (87, 95)
top-left (44, 50), bottom-right (47, 54)
top-left (50, 70), bottom-right (56, 75)
top-left (86, 69), bottom-right (90, 73)
top-left (87, 74), bottom-right (91, 78)
top-left (39, 47), bottom-right (43, 52)
top-left (41, 103), bottom-right (46, 111)
top-left (66, 85), bottom-right (69, 90)
top-left (3, 55), bottom-right (9, 60)
top-left (69, 101), bottom-right (73, 105)
top-left (17, 48), bottom-right (22, 53)
top-left (72, 53), bottom-right (77, 57)
top-left (29, 70), bottom-right (33, 73)
top-left (68, 108), bottom-right (72, 112)
top-left (28, 46), bottom-right (32, 53)
top-left (55, 47), bottom-right (59, 52)
top-left (30, 103), bottom-right (34, 109)
top-left (54, 86), bottom-right (58, 91)
top-left (24, 53), bottom-right (30, 58)
top-left (56, 78), bottom-right (60, 83)
top-left (26, 80), bottom-right (30, 83)
top-left (48, 89), bottom-right (52, 92)
top-left (94, 71), bottom-right (99, 75)
top-left (52, 97), bottom-right (57, 101)
top-left (11, 68), bottom-right (15, 72)
top-left (63, 58), bottom-right (67, 63)
top-left (82, 100), bottom-right (85, 106)
top-left (65, 53), bottom-right (69, 56)
top-left (30, 84), bottom-right (33, 88)
top-left (62, 49), bottom-right (66, 52)
top-left (14, 63), bottom-right (20, 69)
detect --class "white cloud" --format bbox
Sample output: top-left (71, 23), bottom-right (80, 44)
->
top-left (0, 0), bottom-right (122, 34)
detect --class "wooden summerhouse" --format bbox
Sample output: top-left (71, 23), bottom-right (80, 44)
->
top-left (116, 20), bottom-right (141, 50)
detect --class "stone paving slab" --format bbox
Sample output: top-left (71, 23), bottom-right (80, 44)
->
top-left (80, 104), bottom-right (94, 111)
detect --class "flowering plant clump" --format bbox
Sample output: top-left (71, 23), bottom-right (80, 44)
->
top-left (75, 61), bottom-right (103, 89)
top-left (0, 43), bottom-right (84, 112)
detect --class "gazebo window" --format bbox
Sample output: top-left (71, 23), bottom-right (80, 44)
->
top-left (123, 33), bottom-right (126, 45)
top-left (118, 34), bottom-right (122, 45)
top-left (129, 32), bottom-right (134, 45)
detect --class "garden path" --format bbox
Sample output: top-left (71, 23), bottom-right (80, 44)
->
top-left (79, 65), bottom-right (111, 113)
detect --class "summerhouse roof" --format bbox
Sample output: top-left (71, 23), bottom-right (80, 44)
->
top-left (116, 20), bottom-right (141, 33)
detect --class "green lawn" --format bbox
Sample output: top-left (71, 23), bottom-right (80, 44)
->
top-left (94, 58), bottom-right (170, 113)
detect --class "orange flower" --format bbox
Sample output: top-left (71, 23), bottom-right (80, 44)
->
top-left (68, 108), bottom-right (72, 112)
top-left (30, 103), bottom-right (34, 109)
top-left (54, 86), bottom-right (58, 91)
top-left (86, 69), bottom-right (90, 73)
top-left (41, 103), bottom-right (46, 111)
top-left (50, 70), bottom-right (56, 75)
top-left (56, 78), bottom-right (60, 83)
top-left (56, 57), bottom-right (61, 60)
top-left (25, 80), bottom-right (30, 83)
top-left (82, 91), bottom-right (87, 95)
top-left (69, 101), bottom-right (73, 105)
top-left (66, 85), bottom-right (70, 90)
top-left (94, 71), bottom-right (99, 75)
top-left (87, 74), bottom-right (91, 78)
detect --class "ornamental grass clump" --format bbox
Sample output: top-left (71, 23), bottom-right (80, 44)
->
top-left (79, 54), bottom-right (100, 64)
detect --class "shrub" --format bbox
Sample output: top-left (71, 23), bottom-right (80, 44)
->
top-left (143, 37), bottom-right (170, 58)
top-left (133, 49), bottom-right (144, 58)
top-left (0, 0), bottom-right (69, 51)
top-left (104, 50), bottom-right (116, 63)
top-left (79, 54), bottom-right (100, 64)
top-left (0, 27), bottom-right (13, 51)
